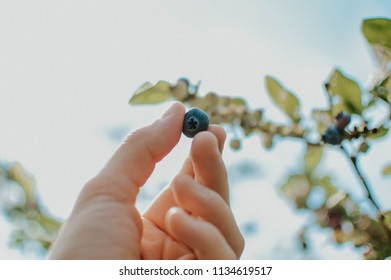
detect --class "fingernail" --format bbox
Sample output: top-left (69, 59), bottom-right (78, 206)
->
top-left (162, 102), bottom-right (179, 118)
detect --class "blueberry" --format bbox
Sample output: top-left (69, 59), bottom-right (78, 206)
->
top-left (322, 125), bottom-right (343, 145)
top-left (182, 107), bottom-right (210, 138)
top-left (335, 112), bottom-right (351, 132)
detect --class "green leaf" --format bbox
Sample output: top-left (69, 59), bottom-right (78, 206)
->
top-left (281, 174), bottom-right (311, 209)
top-left (362, 18), bottom-right (391, 62)
top-left (318, 176), bottom-right (338, 198)
top-left (383, 75), bottom-right (391, 104)
top-left (312, 109), bottom-right (333, 134)
top-left (358, 141), bottom-right (370, 153)
top-left (265, 76), bottom-right (301, 123)
top-left (383, 211), bottom-right (391, 231)
top-left (367, 125), bottom-right (389, 139)
top-left (304, 144), bottom-right (323, 173)
top-left (326, 69), bottom-right (364, 115)
top-left (231, 97), bottom-right (247, 107)
top-left (383, 164), bottom-right (391, 176)
top-left (7, 162), bottom-right (35, 205)
top-left (129, 81), bottom-right (173, 105)
top-left (373, 74), bottom-right (391, 104)
top-left (36, 215), bottom-right (62, 233)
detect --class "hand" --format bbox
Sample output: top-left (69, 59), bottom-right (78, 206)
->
top-left (49, 102), bottom-right (244, 259)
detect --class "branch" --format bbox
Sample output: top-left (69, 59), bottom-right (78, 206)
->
top-left (340, 145), bottom-right (382, 213)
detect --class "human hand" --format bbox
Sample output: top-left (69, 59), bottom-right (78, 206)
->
top-left (49, 102), bottom-right (244, 259)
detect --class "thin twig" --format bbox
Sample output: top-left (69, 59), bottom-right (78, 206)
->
top-left (323, 87), bottom-right (382, 214)
top-left (340, 145), bottom-right (382, 213)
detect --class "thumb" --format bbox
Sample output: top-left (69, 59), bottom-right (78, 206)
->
top-left (85, 102), bottom-right (185, 204)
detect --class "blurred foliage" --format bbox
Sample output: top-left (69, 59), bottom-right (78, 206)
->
top-left (1, 17), bottom-right (391, 259)
top-left (264, 76), bottom-right (301, 123)
top-left (384, 164), bottom-right (391, 176)
top-left (362, 18), bottom-right (391, 63)
top-left (325, 69), bottom-right (364, 115)
top-left (0, 162), bottom-right (61, 256)
top-left (128, 18), bottom-right (391, 259)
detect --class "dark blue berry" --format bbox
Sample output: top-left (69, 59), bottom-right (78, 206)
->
top-left (335, 112), bottom-right (351, 132)
top-left (177, 77), bottom-right (190, 87)
top-left (182, 108), bottom-right (210, 138)
top-left (322, 125), bottom-right (343, 145)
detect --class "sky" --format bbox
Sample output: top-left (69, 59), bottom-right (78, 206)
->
top-left (0, 0), bottom-right (391, 259)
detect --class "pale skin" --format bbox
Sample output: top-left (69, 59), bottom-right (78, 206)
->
top-left (49, 102), bottom-right (244, 260)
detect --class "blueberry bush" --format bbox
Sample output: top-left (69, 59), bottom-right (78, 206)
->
top-left (128, 18), bottom-right (391, 259)
top-left (1, 17), bottom-right (390, 259)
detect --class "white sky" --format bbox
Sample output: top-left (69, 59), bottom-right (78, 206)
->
top-left (1, 0), bottom-right (391, 259)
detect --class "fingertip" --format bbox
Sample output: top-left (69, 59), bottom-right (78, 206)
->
top-left (172, 173), bottom-right (212, 211)
top-left (208, 125), bottom-right (226, 153)
top-left (165, 206), bottom-right (237, 260)
top-left (192, 125), bottom-right (226, 155)
top-left (162, 101), bottom-right (186, 119)
top-left (172, 174), bottom-right (194, 190)
top-left (165, 206), bottom-right (199, 238)
top-left (171, 174), bottom-right (195, 206)
top-left (165, 207), bottom-right (188, 235)
top-left (190, 131), bottom-right (224, 179)
top-left (166, 206), bottom-right (185, 220)
top-left (126, 102), bottom-right (185, 163)
top-left (191, 131), bottom-right (220, 159)
top-left (95, 102), bottom-right (186, 204)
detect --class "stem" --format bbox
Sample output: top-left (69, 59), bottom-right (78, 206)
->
top-left (340, 145), bottom-right (382, 213)
top-left (324, 83), bottom-right (334, 116)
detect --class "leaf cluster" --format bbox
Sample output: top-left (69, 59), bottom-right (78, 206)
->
top-left (0, 162), bottom-right (61, 255)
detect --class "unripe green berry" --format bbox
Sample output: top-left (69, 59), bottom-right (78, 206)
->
top-left (230, 139), bottom-right (241, 150)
